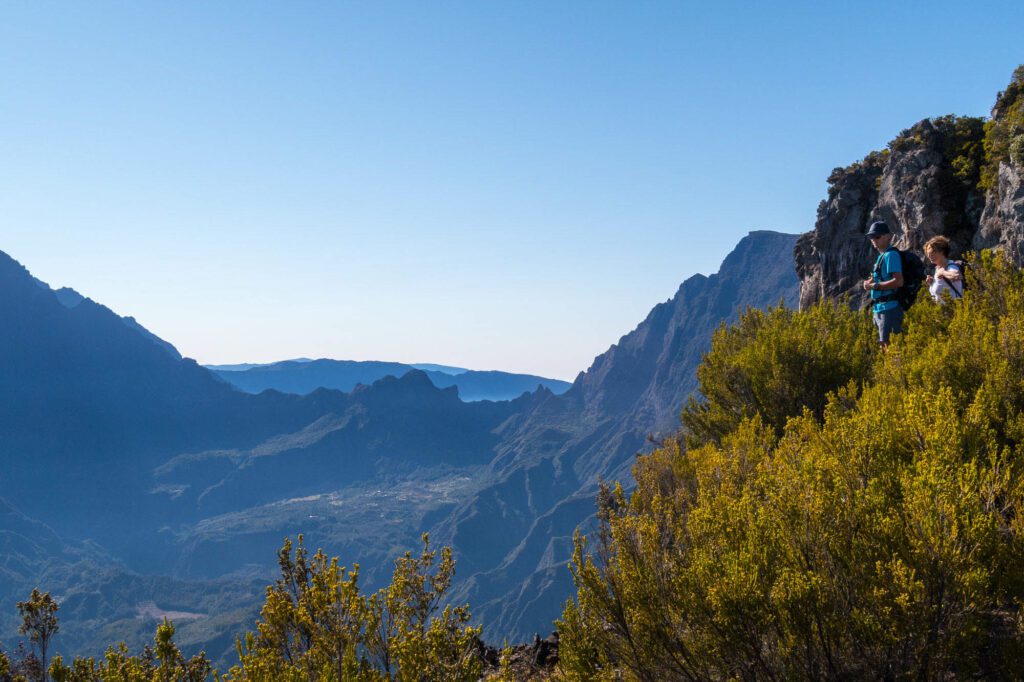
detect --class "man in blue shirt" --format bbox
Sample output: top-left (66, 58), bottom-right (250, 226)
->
top-left (861, 221), bottom-right (904, 347)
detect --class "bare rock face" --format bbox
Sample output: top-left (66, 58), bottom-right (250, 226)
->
top-left (976, 67), bottom-right (1024, 263)
top-left (795, 152), bottom-right (885, 310)
top-left (976, 161), bottom-right (1024, 264)
top-left (875, 119), bottom-right (985, 252)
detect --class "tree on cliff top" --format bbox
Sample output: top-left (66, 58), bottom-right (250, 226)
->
top-left (16, 589), bottom-right (58, 682)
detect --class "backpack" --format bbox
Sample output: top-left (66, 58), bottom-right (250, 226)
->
top-left (897, 249), bottom-right (926, 310)
top-left (874, 247), bottom-right (926, 310)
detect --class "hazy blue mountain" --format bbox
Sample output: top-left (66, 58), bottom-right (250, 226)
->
top-left (0, 497), bottom-right (261, 668)
top-left (0, 246), bottom-right (556, 660)
top-left (0, 249), bottom-right (350, 550)
top-left (204, 358), bottom-right (314, 371)
top-left (209, 359), bottom-right (571, 402)
top-left (210, 359), bottom-right (413, 394)
top-left (409, 363), bottom-right (469, 375)
top-left (421, 369), bottom-right (569, 402)
top-left (158, 371), bottom-right (521, 523)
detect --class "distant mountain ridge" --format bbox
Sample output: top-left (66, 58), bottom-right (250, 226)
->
top-left (0, 248), bottom-right (351, 545)
top-left (208, 358), bottom-right (571, 402)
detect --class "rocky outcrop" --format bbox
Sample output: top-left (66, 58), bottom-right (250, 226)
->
top-left (797, 68), bottom-right (1024, 309)
top-left (480, 632), bottom-right (559, 680)
top-left (796, 115), bottom-right (987, 309)
top-left (976, 67), bottom-right (1024, 262)
top-left (795, 152), bottom-right (885, 309)
top-left (976, 161), bottom-right (1024, 264)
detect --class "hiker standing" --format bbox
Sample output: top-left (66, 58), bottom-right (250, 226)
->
top-left (923, 235), bottom-right (963, 303)
top-left (861, 221), bottom-right (904, 347)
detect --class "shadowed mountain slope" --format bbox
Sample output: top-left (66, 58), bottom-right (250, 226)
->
top-left (0, 497), bottom-right (261, 668)
top-left (0, 250), bottom-right (348, 548)
top-left (433, 230), bottom-right (801, 641)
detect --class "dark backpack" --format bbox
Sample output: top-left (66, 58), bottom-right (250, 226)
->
top-left (897, 249), bottom-right (926, 309)
top-left (874, 247), bottom-right (926, 310)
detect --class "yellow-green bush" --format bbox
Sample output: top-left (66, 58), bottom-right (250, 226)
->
top-left (557, 253), bottom-right (1024, 680)
top-left (222, 534), bottom-right (481, 682)
top-left (681, 301), bottom-right (876, 449)
top-left (48, 619), bottom-right (211, 682)
top-left (36, 534), bottom-right (481, 682)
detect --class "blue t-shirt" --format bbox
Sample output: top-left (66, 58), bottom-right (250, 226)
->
top-left (871, 249), bottom-right (902, 312)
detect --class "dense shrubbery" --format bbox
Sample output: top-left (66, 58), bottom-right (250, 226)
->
top-left (555, 253), bottom-right (1024, 680)
top-left (826, 149), bottom-right (887, 197)
top-left (938, 115), bottom-right (987, 186)
top-left (680, 302), bottom-right (875, 448)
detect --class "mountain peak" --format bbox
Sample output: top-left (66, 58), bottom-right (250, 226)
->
top-left (54, 286), bottom-right (86, 308)
top-left (571, 230), bottom-right (800, 422)
top-left (0, 249), bottom-right (51, 296)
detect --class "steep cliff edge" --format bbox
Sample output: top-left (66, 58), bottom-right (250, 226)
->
top-left (797, 66), bottom-right (1024, 308)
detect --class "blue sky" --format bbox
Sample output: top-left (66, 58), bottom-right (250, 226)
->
top-left (2, 2), bottom-right (1021, 379)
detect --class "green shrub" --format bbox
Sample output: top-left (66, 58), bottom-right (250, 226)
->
top-left (680, 301), bottom-right (875, 449)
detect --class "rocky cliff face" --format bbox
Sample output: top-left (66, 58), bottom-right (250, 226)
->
top-left (976, 69), bottom-right (1024, 263)
top-left (977, 160), bottom-right (1024, 264)
top-left (797, 67), bottom-right (1024, 308)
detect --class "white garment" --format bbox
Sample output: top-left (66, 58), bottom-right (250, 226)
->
top-left (929, 262), bottom-right (963, 302)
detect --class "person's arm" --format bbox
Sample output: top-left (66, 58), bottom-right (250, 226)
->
top-left (872, 271), bottom-right (904, 290)
top-left (936, 265), bottom-right (961, 280)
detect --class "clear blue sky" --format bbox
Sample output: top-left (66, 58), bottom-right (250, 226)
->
top-left (2, 2), bottom-right (1021, 380)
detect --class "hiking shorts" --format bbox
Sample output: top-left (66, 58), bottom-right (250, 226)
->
top-left (873, 306), bottom-right (904, 343)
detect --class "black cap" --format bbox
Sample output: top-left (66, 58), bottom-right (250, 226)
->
top-left (866, 221), bottom-right (891, 238)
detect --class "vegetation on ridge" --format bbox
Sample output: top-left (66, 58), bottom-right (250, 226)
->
top-left (555, 252), bottom-right (1024, 679)
top-left (982, 64), bottom-right (1024, 190)
top-left (1, 536), bottom-right (484, 681)
top-left (822, 64), bottom-right (1023, 200)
